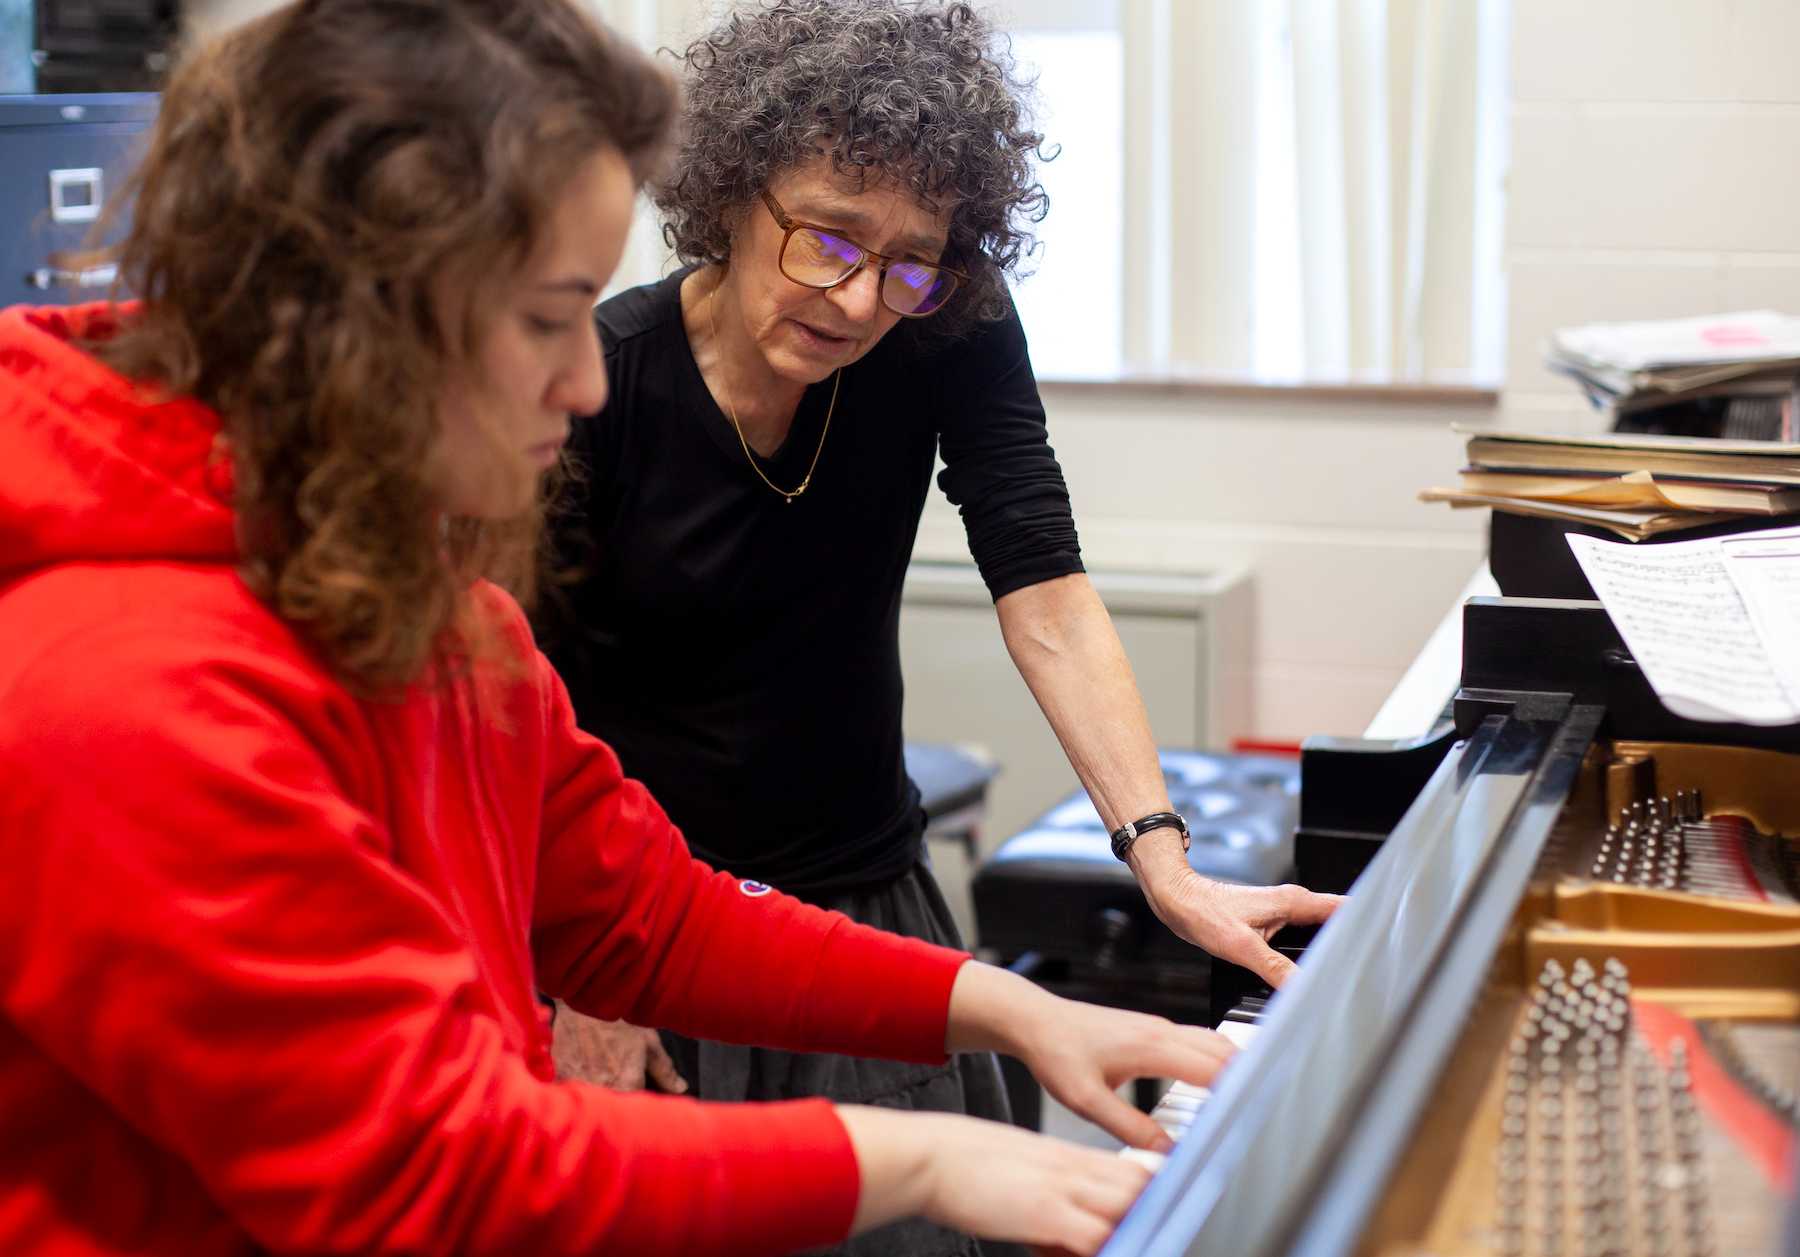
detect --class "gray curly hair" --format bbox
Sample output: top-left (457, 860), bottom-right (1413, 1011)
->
top-left (656, 0), bottom-right (1049, 337)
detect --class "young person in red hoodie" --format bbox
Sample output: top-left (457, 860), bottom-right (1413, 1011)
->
top-left (0, 2), bottom-right (1239, 1255)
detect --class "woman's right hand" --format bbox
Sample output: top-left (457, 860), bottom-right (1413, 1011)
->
top-left (835, 1106), bottom-right (1150, 1257)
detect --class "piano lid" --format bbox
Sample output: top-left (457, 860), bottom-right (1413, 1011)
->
top-left (1102, 702), bottom-right (1601, 1257)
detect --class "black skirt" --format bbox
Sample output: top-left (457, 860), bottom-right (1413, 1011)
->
top-left (660, 859), bottom-right (1026, 1257)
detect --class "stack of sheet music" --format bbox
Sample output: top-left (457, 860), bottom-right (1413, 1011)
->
top-left (1546, 310), bottom-right (1800, 438)
top-left (1420, 428), bottom-right (1800, 541)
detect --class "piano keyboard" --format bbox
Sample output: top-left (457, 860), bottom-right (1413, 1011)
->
top-left (1123, 1015), bottom-right (1264, 1172)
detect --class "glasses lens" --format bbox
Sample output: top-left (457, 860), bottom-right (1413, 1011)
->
top-left (783, 227), bottom-right (863, 286)
top-left (883, 261), bottom-right (954, 316)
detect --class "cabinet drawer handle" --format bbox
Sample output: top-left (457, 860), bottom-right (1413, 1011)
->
top-left (27, 263), bottom-right (118, 290)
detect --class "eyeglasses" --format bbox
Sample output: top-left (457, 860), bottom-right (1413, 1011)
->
top-left (760, 191), bottom-right (966, 318)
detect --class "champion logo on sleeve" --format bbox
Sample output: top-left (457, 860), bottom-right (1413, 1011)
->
top-left (738, 879), bottom-right (773, 898)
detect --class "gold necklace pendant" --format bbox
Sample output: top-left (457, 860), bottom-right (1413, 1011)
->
top-left (710, 288), bottom-right (841, 503)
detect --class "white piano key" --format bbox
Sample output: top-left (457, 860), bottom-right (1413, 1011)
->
top-left (1156, 1087), bottom-right (1209, 1114)
top-left (1134, 1018), bottom-right (1268, 1154)
top-left (1217, 1020), bottom-right (1264, 1050)
top-left (1122, 1147), bottom-right (1169, 1172)
top-left (1111, 1012), bottom-right (1271, 1175)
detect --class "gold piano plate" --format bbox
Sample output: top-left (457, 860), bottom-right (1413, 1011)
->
top-left (1548, 884), bottom-right (1800, 935)
top-left (1603, 741), bottom-right (1800, 840)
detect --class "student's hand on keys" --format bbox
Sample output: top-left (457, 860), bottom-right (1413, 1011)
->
top-left (1011, 997), bottom-right (1236, 1154)
top-left (944, 962), bottom-right (1236, 1152)
top-left (838, 1107), bottom-right (1152, 1257)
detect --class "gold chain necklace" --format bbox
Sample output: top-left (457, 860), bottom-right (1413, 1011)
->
top-left (709, 288), bottom-right (840, 504)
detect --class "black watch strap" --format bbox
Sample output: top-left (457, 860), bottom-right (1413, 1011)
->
top-left (1110, 811), bottom-right (1189, 862)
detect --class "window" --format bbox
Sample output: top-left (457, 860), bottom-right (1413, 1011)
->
top-left (599, 0), bottom-right (1510, 386)
top-left (1006, 18), bottom-right (1125, 379)
top-left (1006, 0), bottom-right (1511, 385)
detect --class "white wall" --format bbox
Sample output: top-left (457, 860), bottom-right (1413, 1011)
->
top-left (1503, 0), bottom-right (1800, 434)
top-left (910, 384), bottom-right (1490, 743)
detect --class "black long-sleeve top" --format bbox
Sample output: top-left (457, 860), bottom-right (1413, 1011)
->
top-left (538, 270), bottom-right (1083, 898)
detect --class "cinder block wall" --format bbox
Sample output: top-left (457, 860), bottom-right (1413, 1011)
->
top-left (1503, 0), bottom-right (1800, 433)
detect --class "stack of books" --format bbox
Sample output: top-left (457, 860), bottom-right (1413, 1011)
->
top-left (1421, 311), bottom-right (1800, 541)
top-left (1421, 428), bottom-right (1800, 541)
top-left (1546, 310), bottom-right (1800, 438)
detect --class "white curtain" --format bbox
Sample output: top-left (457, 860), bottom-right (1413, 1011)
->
top-left (584, 0), bottom-right (714, 295)
top-left (584, 0), bottom-right (712, 50)
top-left (1125, 0), bottom-right (1504, 380)
top-left (183, 0), bottom-right (1503, 380)
top-left (1290, 0), bottom-right (1486, 378)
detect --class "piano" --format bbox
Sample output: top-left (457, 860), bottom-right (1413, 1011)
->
top-left (1106, 590), bottom-right (1800, 1257)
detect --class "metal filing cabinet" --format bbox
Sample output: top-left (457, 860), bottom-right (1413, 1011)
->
top-left (1, 92), bottom-right (157, 308)
top-left (30, 1), bottom-right (180, 94)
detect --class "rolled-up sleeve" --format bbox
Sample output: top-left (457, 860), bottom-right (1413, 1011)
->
top-left (933, 299), bottom-right (1085, 600)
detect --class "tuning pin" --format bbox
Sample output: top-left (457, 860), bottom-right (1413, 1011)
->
top-left (1668, 1040), bottom-right (1693, 1090)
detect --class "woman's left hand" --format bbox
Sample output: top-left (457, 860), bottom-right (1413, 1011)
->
top-left (1138, 864), bottom-right (1344, 991)
top-left (946, 963), bottom-right (1236, 1151)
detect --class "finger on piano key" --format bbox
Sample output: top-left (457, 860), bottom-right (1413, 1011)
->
top-left (1132, 1015), bottom-right (1266, 1156)
top-left (1215, 1018), bottom-right (1264, 1051)
top-left (1121, 1146), bottom-right (1168, 1173)
top-left (1149, 1080), bottom-right (1207, 1141)
top-left (1155, 1084), bottom-right (1208, 1115)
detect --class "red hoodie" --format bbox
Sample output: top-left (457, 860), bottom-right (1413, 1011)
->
top-left (0, 303), bottom-right (969, 1256)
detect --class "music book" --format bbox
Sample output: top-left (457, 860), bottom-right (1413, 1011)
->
top-left (1449, 468), bottom-right (1800, 515)
top-left (1417, 489), bottom-right (1740, 541)
top-left (1456, 426), bottom-right (1800, 486)
top-left (1567, 525), bottom-right (1800, 725)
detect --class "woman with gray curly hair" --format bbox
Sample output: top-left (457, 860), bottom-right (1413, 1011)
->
top-left (541, 3), bottom-right (1341, 1251)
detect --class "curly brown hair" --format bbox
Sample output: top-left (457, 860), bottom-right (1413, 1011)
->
top-left (89, 0), bottom-right (676, 690)
top-left (656, 0), bottom-right (1049, 340)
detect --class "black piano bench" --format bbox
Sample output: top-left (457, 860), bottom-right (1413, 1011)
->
top-left (970, 749), bottom-right (1300, 1130)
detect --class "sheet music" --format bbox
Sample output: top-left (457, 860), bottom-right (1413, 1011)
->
top-left (1720, 528), bottom-right (1800, 710)
top-left (1566, 531), bottom-right (1800, 725)
top-left (1553, 310), bottom-right (1800, 371)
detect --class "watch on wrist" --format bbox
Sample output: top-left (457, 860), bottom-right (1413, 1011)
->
top-left (1109, 811), bottom-right (1190, 862)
